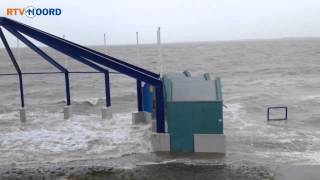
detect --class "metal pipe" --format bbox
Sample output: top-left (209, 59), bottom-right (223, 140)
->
top-left (0, 27), bottom-right (25, 107)
top-left (136, 80), bottom-right (143, 111)
top-left (23, 72), bottom-right (62, 75)
top-left (18, 74), bottom-right (25, 107)
top-left (0, 71), bottom-right (121, 76)
top-left (1, 19), bottom-right (162, 85)
top-left (104, 72), bottom-right (111, 107)
top-left (5, 28), bottom-right (68, 73)
top-left (64, 72), bottom-right (71, 106)
top-left (155, 84), bottom-right (165, 133)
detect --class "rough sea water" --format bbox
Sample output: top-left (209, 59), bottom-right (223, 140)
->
top-left (1, 38), bottom-right (320, 179)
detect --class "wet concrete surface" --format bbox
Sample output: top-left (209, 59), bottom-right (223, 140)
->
top-left (0, 153), bottom-right (274, 180)
top-left (275, 165), bottom-right (320, 180)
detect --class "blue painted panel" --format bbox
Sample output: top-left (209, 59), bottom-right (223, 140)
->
top-left (143, 84), bottom-right (154, 113)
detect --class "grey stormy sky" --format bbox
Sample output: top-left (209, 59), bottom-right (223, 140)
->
top-left (1, 0), bottom-right (320, 46)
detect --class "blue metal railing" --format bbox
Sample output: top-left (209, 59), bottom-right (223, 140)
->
top-left (0, 17), bottom-right (165, 133)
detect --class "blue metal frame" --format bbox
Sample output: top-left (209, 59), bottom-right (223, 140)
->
top-left (0, 17), bottom-right (165, 133)
top-left (267, 106), bottom-right (288, 121)
top-left (0, 27), bottom-right (25, 107)
top-left (6, 28), bottom-right (67, 72)
top-left (5, 27), bottom-right (73, 106)
top-left (0, 71), bottom-right (120, 76)
top-left (1, 18), bottom-right (161, 85)
top-left (5, 26), bottom-right (113, 107)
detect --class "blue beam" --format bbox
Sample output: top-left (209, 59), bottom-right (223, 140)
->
top-left (0, 73), bottom-right (18, 76)
top-left (155, 84), bottom-right (165, 133)
top-left (0, 27), bottom-right (25, 107)
top-left (5, 27), bottom-right (68, 73)
top-left (7, 27), bottom-right (113, 107)
top-left (64, 72), bottom-right (71, 106)
top-left (75, 56), bottom-right (107, 73)
top-left (104, 72), bottom-right (111, 107)
top-left (7, 26), bottom-right (111, 76)
top-left (7, 27), bottom-right (111, 76)
top-left (18, 75), bottom-right (25, 107)
top-left (59, 39), bottom-right (160, 78)
top-left (1, 18), bottom-right (162, 86)
top-left (0, 27), bottom-right (21, 74)
top-left (5, 27), bottom-right (73, 106)
top-left (59, 54), bottom-right (111, 107)
top-left (1, 17), bottom-right (158, 78)
top-left (136, 80), bottom-right (143, 111)
top-left (0, 71), bottom-right (122, 76)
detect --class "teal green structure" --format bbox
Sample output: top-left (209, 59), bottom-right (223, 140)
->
top-left (163, 73), bottom-right (223, 152)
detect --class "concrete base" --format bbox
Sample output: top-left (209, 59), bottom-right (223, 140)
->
top-left (151, 133), bottom-right (170, 152)
top-left (194, 134), bottom-right (226, 153)
top-left (19, 107), bottom-right (26, 123)
top-left (151, 120), bottom-right (157, 132)
top-left (132, 111), bottom-right (151, 124)
top-left (64, 106), bottom-right (72, 120)
top-left (101, 107), bottom-right (112, 120)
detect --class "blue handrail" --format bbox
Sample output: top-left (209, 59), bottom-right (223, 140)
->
top-left (0, 17), bottom-right (165, 133)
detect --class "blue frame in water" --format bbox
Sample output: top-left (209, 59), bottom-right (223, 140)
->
top-left (0, 17), bottom-right (165, 133)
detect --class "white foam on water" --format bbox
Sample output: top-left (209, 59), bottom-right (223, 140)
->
top-left (72, 97), bottom-right (104, 106)
top-left (300, 95), bottom-right (320, 103)
top-left (225, 102), bottom-right (320, 164)
top-left (0, 111), bottom-right (152, 165)
top-left (254, 150), bottom-right (320, 165)
top-left (224, 103), bottom-right (257, 131)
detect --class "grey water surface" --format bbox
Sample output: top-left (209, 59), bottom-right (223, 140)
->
top-left (1, 38), bottom-right (320, 178)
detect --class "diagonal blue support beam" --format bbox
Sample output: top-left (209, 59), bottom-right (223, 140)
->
top-left (7, 27), bottom-right (113, 107)
top-left (0, 27), bottom-right (25, 107)
top-left (4, 27), bottom-right (72, 106)
top-left (7, 26), bottom-right (109, 75)
top-left (5, 27), bottom-right (68, 73)
top-left (0, 27), bottom-right (21, 74)
top-left (1, 18), bottom-right (162, 86)
top-left (0, 18), bottom-right (158, 78)
top-left (5, 21), bottom-right (113, 107)
top-left (73, 56), bottom-right (106, 73)
top-left (57, 38), bottom-right (160, 78)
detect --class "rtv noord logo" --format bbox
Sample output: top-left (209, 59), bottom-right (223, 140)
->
top-left (6, 6), bottom-right (62, 18)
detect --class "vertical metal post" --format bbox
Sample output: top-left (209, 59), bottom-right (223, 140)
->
top-left (155, 83), bottom-right (165, 133)
top-left (157, 27), bottom-right (163, 76)
top-left (136, 32), bottom-right (140, 65)
top-left (136, 80), bottom-right (143, 111)
top-left (0, 27), bottom-right (25, 107)
top-left (285, 107), bottom-right (288, 120)
top-left (64, 72), bottom-right (71, 106)
top-left (104, 72), bottom-right (111, 107)
top-left (103, 33), bottom-right (107, 52)
top-left (18, 74), bottom-right (25, 107)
